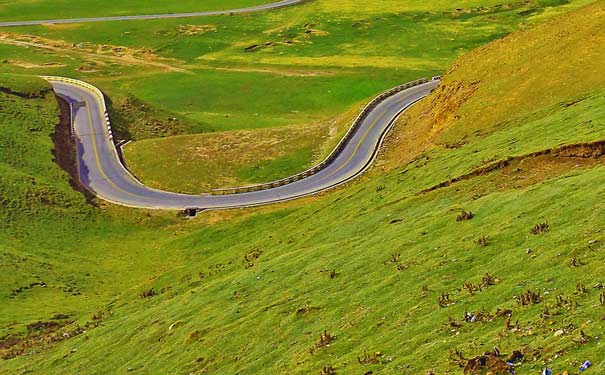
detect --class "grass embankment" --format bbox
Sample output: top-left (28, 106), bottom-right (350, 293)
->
top-left (0, 0), bottom-right (594, 191)
top-left (2, 2), bottom-right (605, 374)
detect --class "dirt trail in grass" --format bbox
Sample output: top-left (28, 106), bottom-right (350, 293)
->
top-left (0, 32), bottom-right (188, 73)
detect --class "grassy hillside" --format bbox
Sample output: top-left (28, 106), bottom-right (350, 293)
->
top-left (2, 2), bottom-right (605, 375)
top-left (0, 0), bottom-right (593, 190)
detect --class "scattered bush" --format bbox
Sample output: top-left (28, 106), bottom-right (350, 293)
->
top-left (385, 254), bottom-right (400, 264)
top-left (475, 235), bottom-right (489, 247)
top-left (313, 330), bottom-right (335, 351)
top-left (320, 364), bottom-right (336, 375)
top-left (569, 257), bottom-right (584, 267)
top-left (320, 269), bottom-right (338, 279)
top-left (457, 211), bottom-right (475, 221)
top-left (244, 248), bottom-right (263, 269)
top-left (357, 350), bottom-right (385, 365)
top-left (438, 292), bottom-right (452, 307)
top-left (139, 288), bottom-right (158, 299)
top-left (515, 290), bottom-right (541, 306)
top-left (463, 281), bottom-right (481, 296)
top-left (481, 273), bottom-right (497, 287)
top-left (530, 222), bottom-right (549, 235)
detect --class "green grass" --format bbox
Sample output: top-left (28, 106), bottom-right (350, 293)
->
top-left (2, 1), bottom-right (605, 374)
top-left (122, 69), bottom-right (412, 132)
top-left (123, 124), bottom-right (325, 193)
top-left (235, 145), bottom-right (315, 184)
top-left (0, 0), bottom-right (269, 21)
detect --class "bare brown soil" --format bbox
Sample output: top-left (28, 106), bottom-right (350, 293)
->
top-left (376, 80), bottom-right (479, 172)
top-left (0, 32), bottom-right (187, 73)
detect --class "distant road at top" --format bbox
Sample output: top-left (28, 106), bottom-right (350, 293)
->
top-left (0, 0), bottom-right (303, 27)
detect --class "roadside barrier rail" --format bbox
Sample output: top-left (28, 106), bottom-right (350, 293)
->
top-left (41, 75), bottom-right (148, 188)
top-left (41, 76), bottom-right (115, 141)
top-left (211, 77), bottom-right (430, 195)
top-left (42, 75), bottom-right (431, 197)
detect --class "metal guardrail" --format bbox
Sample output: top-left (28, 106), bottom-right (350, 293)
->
top-left (40, 76), bottom-right (115, 142)
top-left (211, 77), bottom-right (430, 195)
top-left (42, 75), bottom-right (431, 198)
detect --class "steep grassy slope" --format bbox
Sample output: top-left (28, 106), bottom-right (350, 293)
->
top-left (0, 73), bottom-right (195, 361)
top-left (2, 2), bottom-right (605, 375)
top-left (0, 0), bottom-right (593, 190)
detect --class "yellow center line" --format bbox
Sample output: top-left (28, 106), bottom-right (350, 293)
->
top-left (318, 109), bottom-right (387, 182)
top-left (83, 102), bottom-right (139, 198)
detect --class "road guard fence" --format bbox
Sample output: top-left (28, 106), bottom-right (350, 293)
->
top-left (40, 76), bottom-right (115, 142)
top-left (211, 77), bottom-right (430, 196)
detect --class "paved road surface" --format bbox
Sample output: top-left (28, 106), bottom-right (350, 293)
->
top-left (47, 77), bottom-right (438, 210)
top-left (0, 0), bottom-right (303, 27)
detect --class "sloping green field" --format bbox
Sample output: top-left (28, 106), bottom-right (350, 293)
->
top-left (0, 0), bottom-right (594, 190)
top-left (1, 1), bottom-right (605, 374)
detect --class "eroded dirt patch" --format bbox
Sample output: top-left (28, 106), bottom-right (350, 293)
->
top-left (421, 140), bottom-right (605, 196)
top-left (178, 24), bottom-right (217, 36)
top-left (378, 80), bottom-right (479, 171)
top-left (2, 59), bottom-right (66, 69)
top-left (0, 32), bottom-right (186, 73)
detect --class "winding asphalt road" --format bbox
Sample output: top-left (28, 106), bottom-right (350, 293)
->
top-left (0, 0), bottom-right (303, 27)
top-left (46, 77), bottom-right (438, 210)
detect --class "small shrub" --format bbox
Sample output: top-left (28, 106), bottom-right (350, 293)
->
top-left (530, 222), bottom-right (549, 235)
top-left (576, 330), bottom-right (589, 345)
top-left (385, 254), bottom-right (400, 264)
top-left (243, 248), bottom-right (263, 269)
top-left (457, 211), bottom-right (474, 221)
top-left (481, 273), bottom-right (497, 287)
top-left (421, 285), bottom-right (430, 297)
top-left (357, 350), bottom-right (384, 365)
top-left (463, 281), bottom-right (481, 296)
top-left (515, 290), bottom-right (541, 306)
top-left (139, 288), bottom-right (158, 299)
top-left (320, 364), bottom-right (336, 375)
top-left (555, 293), bottom-right (576, 309)
top-left (320, 269), bottom-right (338, 279)
top-left (315, 330), bottom-right (335, 349)
top-left (396, 263), bottom-right (409, 272)
top-left (438, 292), bottom-right (452, 307)
top-left (569, 257), bottom-right (584, 267)
top-left (475, 236), bottom-right (489, 247)
top-left (91, 310), bottom-right (104, 321)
